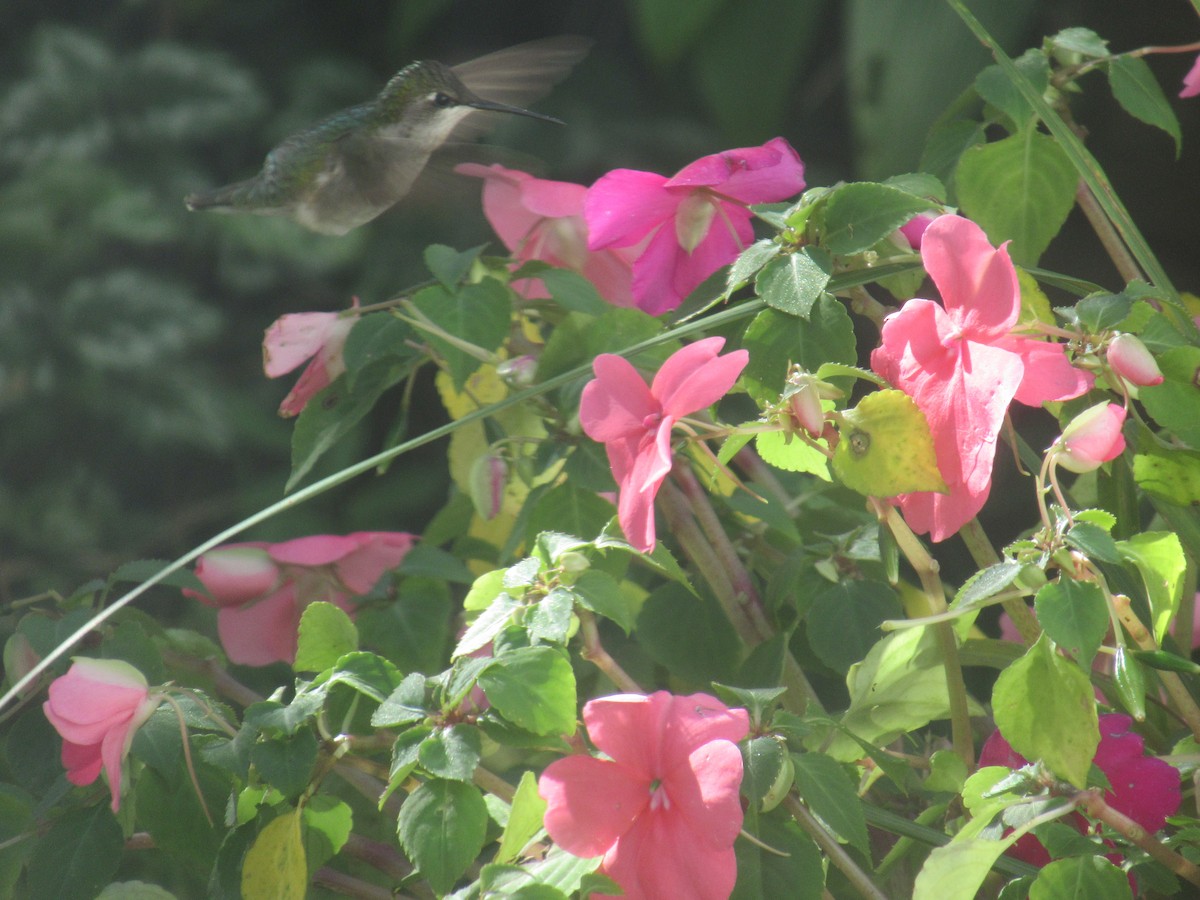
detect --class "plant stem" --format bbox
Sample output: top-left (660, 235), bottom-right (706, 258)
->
top-left (578, 609), bottom-right (644, 693)
top-left (1072, 787), bottom-right (1200, 888)
top-left (784, 795), bottom-right (888, 900)
top-left (473, 766), bottom-right (516, 804)
top-left (312, 866), bottom-right (401, 900)
top-left (875, 502), bottom-right (975, 769)
top-left (1112, 595), bottom-right (1200, 741)
top-left (1075, 181), bottom-right (1143, 285)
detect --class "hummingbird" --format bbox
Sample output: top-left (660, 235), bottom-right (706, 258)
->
top-left (185, 36), bottom-right (591, 236)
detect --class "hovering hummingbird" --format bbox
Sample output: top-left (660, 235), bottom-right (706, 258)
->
top-left (185, 36), bottom-right (591, 236)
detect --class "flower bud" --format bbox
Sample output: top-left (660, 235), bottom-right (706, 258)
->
top-left (787, 380), bottom-right (825, 437)
top-left (496, 354), bottom-right (537, 388)
top-left (1052, 402), bottom-right (1126, 473)
top-left (898, 213), bottom-right (937, 250)
top-left (1107, 334), bottom-right (1163, 387)
top-left (468, 454), bottom-right (508, 520)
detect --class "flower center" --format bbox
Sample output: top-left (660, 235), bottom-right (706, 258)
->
top-left (642, 411), bottom-right (662, 430)
top-left (648, 778), bottom-right (671, 811)
top-left (674, 191), bottom-right (717, 254)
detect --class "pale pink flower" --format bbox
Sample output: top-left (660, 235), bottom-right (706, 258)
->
top-left (185, 532), bottom-right (415, 666)
top-left (456, 163), bottom-right (639, 307)
top-left (43, 658), bottom-right (161, 811)
top-left (870, 215), bottom-right (1092, 541)
top-left (263, 305), bottom-right (357, 417)
top-left (585, 138), bottom-right (806, 314)
top-left (539, 692), bottom-right (749, 900)
top-left (578, 337), bottom-right (748, 552)
top-left (1107, 333), bottom-right (1163, 387)
top-left (1052, 402), bottom-right (1126, 473)
top-left (1181, 53), bottom-right (1200, 98)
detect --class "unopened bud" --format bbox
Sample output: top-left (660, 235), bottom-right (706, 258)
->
top-left (497, 355), bottom-right (537, 388)
top-left (1107, 333), bottom-right (1163, 387)
top-left (788, 381), bottom-right (825, 437)
top-left (468, 454), bottom-right (508, 520)
top-left (1052, 402), bottom-right (1126, 473)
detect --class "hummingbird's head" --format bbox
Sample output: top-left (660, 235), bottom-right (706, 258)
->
top-left (376, 60), bottom-right (562, 145)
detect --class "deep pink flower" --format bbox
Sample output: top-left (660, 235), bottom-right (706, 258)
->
top-left (263, 305), bottom-right (357, 417)
top-left (585, 138), bottom-right (806, 314)
top-left (539, 692), bottom-right (749, 900)
top-left (1107, 333), bottom-right (1163, 387)
top-left (870, 215), bottom-right (1092, 541)
top-left (1181, 53), bottom-right (1200, 98)
top-left (979, 714), bottom-right (1180, 868)
top-left (456, 163), bottom-right (639, 308)
top-left (578, 337), bottom-right (748, 552)
top-left (185, 532), bottom-right (415, 666)
top-left (1052, 402), bottom-right (1126, 474)
top-left (43, 658), bottom-right (161, 811)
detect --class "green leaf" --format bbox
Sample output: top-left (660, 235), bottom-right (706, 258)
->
top-left (410, 278), bottom-right (513, 390)
top-left (740, 298), bottom-right (856, 406)
top-left (952, 561), bottom-right (1025, 609)
top-left (302, 795), bottom-right (353, 875)
top-left (1029, 855), bottom-right (1132, 900)
top-left (572, 569), bottom-right (638, 634)
top-left (397, 779), bottom-right (488, 895)
top-left (955, 130), bottom-right (1077, 265)
top-left (1112, 647), bottom-right (1147, 722)
top-left (322, 650), bottom-right (403, 702)
top-left (479, 646), bottom-right (578, 736)
top-left (793, 752), bottom-right (870, 855)
top-left (418, 724), bottom-right (483, 781)
top-left (742, 737), bottom-right (791, 810)
top-left (425, 243), bottom-right (483, 289)
top-left (1133, 447), bottom-right (1200, 506)
top-left (1032, 580), bottom-right (1108, 669)
top-left (823, 182), bottom-right (933, 255)
top-left (991, 634), bottom-right (1099, 786)
top-left (726, 238), bottom-right (781, 297)
top-left (27, 804), bottom-right (123, 900)
top-left (806, 580), bottom-right (902, 675)
top-left (96, 883), bottom-right (178, 900)
top-left (832, 390), bottom-right (946, 496)
top-left (528, 586), bottom-right (576, 644)
top-left (1049, 27), bottom-right (1109, 59)
top-left (356, 577), bottom-right (452, 674)
top-left (755, 248), bottom-right (831, 317)
top-left (251, 731), bottom-right (319, 799)
top-left (636, 583), bottom-right (741, 684)
top-left (525, 483), bottom-right (616, 551)
top-left (456, 592), bottom-right (523, 657)
top-left (294, 601), bottom-right (358, 673)
top-left (629, 0), bottom-right (725, 66)
top-left (755, 430), bottom-right (831, 480)
top-left (974, 51), bottom-right (1049, 128)
top-left (1107, 56), bottom-right (1181, 156)
top-left (912, 837), bottom-right (1014, 900)
top-left (372, 673), bottom-right (429, 728)
top-left (242, 809), bottom-right (307, 900)
top-left (135, 762), bottom-right (227, 870)
top-left (1065, 521), bottom-right (1121, 564)
top-left (1140, 346), bottom-right (1200, 448)
top-left (495, 771), bottom-right (548, 865)
top-left (0, 785), bottom-right (32, 898)
top-left (536, 267), bottom-right (609, 316)
top-left (733, 817), bottom-right (825, 900)
top-left (1117, 531), bottom-right (1185, 644)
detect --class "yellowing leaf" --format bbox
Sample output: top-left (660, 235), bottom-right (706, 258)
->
top-left (755, 430), bottom-right (831, 480)
top-left (241, 810), bottom-right (306, 900)
top-left (832, 391), bottom-right (947, 496)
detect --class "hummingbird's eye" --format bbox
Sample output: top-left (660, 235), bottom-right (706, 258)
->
top-left (432, 92), bottom-right (456, 108)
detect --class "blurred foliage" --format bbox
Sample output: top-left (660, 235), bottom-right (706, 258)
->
top-left (1, 0), bottom-right (1197, 602)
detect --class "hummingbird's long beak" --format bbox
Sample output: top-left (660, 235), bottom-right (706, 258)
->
top-left (464, 97), bottom-right (564, 125)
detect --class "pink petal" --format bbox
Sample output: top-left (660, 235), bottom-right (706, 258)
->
top-left (665, 137), bottom-right (806, 205)
top-left (99, 717), bottom-right (133, 810)
top-left (189, 544), bottom-right (279, 608)
top-left (334, 531), bottom-right (415, 593)
top-left (61, 740), bottom-right (103, 786)
top-left (1002, 336), bottom-right (1093, 406)
top-left (615, 430), bottom-right (672, 552)
top-left (1106, 333), bottom-right (1163, 387)
top-left (899, 214), bottom-right (937, 250)
top-left (585, 169), bottom-right (677, 251)
top-left (217, 587), bottom-right (301, 666)
top-left (600, 811), bottom-right (739, 900)
top-left (651, 337), bottom-right (748, 418)
top-left (539, 755), bottom-right (647, 857)
top-left (43, 660), bottom-right (150, 745)
top-left (1056, 402), bottom-right (1126, 473)
top-left (663, 740), bottom-right (746, 848)
top-left (1181, 53), bottom-right (1200, 99)
top-left (263, 312), bottom-right (341, 378)
top-left (581, 246), bottom-right (638, 309)
top-left (268, 534), bottom-right (363, 567)
top-left (921, 215), bottom-right (1019, 339)
top-left (579, 355), bottom-right (658, 443)
top-left (627, 220), bottom-right (693, 315)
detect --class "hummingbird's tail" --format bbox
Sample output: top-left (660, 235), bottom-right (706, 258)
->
top-left (184, 178), bottom-right (261, 213)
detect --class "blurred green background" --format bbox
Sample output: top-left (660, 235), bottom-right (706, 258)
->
top-left (2, 0), bottom-right (1198, 600)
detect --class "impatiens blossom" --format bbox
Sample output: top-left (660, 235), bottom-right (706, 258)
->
top-left (870, 214), bottom-right (1093, 542)
top-left (1107, 333), bottom-right (1163, 387)
top-left (43, 658), bottom-right (162, 812)
top-left (585, 138), bottom-right (806, 314)
top-left (539, 692), bottom-right (749, 900)
top-left (578, 337), bottom-right (748, 552)
top-left (456, 162), bottom-right (639, 307)
top-left (1181, 53), bottom-right (1200, 98)
top-left (979, 714), bottom-right (1181, 868)
top-left (184, 532), bottom-right (415, 666)
top-left (1051, 402), bottom-right (1126, 474)
top-left (263, 305), bottom-right (357, 417)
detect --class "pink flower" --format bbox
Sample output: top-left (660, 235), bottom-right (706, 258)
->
top-left (979, 714), bottom-right (1180, 868)
top-left (870, 215), bottom-right (1092, 541)
top-left (456, 163), bottom-right (639, 307)
top-left (539, 692), bottom-right (749, 900)
top-left (585, 138), bottom-right (806, 314)
top-left (1052, 402), bottom-right (1126, 473)
top-left (1107, 333), bottom-right (1163, 387)
top-left (1181, 53), bottom-right (1200, 99)
top-left (263, 305), bottom-right (357, 417)
top-left (898, 213), bottom-right (938, 250)
top-left (578, 337), bottom-right (748, 552)
top-left (43, 658), bottom-right (161, 811)
top-left (185, 532), bottom-right (415, 666)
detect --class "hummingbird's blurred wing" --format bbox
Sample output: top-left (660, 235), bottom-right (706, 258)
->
top-left (449, 35), bottom-right (592, 142)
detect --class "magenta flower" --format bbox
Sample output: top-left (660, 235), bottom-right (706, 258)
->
top-left (578, 337), bottom-right (748, 552)
top-left (1181, 53), bottom-right (1200, 98)
top-left (1052, 402), bottom-right (1126, 474)
top-left (980, 714), bottom-right (1180, 868)
top-left (456, 163), bottom-right (639, 308)
top-left (585, 138), bottom-right (806, 314)
top-left (43, 658), bottom-right (162, 811)
top-left (1107, 333), bottom-right (1163, 387)
top-left (539, 692), bottom-right (749, 900)
top-left (185, 532), bottom-right (415, 666)
top-left (870, 214), bottom-right (1092, 541)
top-left (263, 306), bottom-right (357, 417)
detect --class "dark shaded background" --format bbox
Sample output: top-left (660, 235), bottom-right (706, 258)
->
top-left (2, 0), bottom-right (1198, 600)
